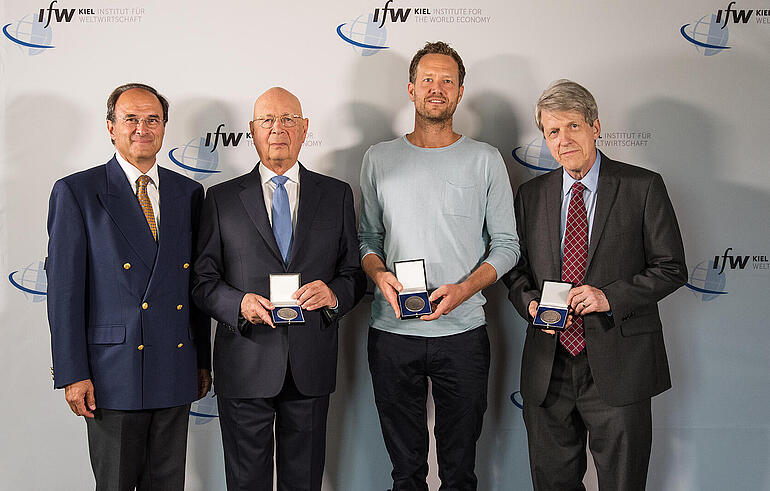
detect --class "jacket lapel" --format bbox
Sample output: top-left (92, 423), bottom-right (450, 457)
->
top-left (287, 164), bottom-right (321, 269)
top-left (239, 165), bottom-right (284, 265)
top-left (146, 167), bottom-right (185, 291)
top-left (98, 158), bottom-right (158, 270)
top-left (156, 167), bottom-right (184, 242)
top-left (586, 153), bottom-right (619, 273)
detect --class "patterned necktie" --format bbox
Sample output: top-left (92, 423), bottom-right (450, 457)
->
top-left (561, 181), bottom-right (588, 355)
top-left (271, 175), bottom-right (292, 262)
top-left (136, 175), bottom-right (157, 241)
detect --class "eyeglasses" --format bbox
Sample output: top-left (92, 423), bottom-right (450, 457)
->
top-left (252, 114), bottom-right (303, 129)
top-left (118, 116), bottom-right (163, 129)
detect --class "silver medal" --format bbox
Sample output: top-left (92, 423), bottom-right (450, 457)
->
top-left (277, 307), bottom-right (298, 321)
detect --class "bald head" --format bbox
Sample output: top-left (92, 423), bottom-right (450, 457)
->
top-left (250, 87), bottom-right (308, 175)
top-left (253, 87), bottom-right (303, 120)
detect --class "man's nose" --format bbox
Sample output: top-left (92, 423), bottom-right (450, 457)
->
top-left (135, 119), bottom-right (150, 133)
top-left (271, 121), bottom-right (288, 134)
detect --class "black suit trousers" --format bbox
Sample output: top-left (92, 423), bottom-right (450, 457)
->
top-left (217, 364), bottom-right (330, 491)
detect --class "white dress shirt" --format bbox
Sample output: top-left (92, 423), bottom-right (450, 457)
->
top-left (115, 152), bottom-right (160, 234)
top-left (259, 162), bottom-right (300, 228)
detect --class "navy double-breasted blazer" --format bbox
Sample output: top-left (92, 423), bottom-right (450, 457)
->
top-left (47, 157), bottom-right (211, 410)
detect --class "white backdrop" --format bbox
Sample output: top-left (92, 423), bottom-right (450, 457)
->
top-left (2, 0), bottom-right (769, 489)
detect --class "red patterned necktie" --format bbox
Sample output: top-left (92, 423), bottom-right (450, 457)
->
top-left (136, 175), bottom-right (157, 241)
top-left (560, 181), bottom-right (587, 355)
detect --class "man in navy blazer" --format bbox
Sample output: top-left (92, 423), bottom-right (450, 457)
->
top-left (504, 80), bottom-right (687, 490)
top-left (192, 87), bottom-right (366, 490)
top-left (47, 83), bottom-right (211, 490)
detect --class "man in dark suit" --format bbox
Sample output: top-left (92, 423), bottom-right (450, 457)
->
top-left (47, 83), bottom-right (211, 490)
top-left (504, 79), bottom-right (687, 490)
top-left (192, 87), bottom-right (366, 491)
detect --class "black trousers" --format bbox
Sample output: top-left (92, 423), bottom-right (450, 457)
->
top-left (85, 404), bottom-right (191, 491)
top-left (217, 366), bottom-right (330, 491)
top-left (523, 345), bottom-right (652, 491)
top-left (368, 326), bottom-right (490, 491)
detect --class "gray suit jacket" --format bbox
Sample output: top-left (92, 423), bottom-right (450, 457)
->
top-left (504, 153), bottom-right (687, 407)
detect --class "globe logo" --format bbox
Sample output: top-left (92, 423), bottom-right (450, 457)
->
top-left (680, 14), bottom-right (731, 56)
top-left (8, 261), bottom-right (48, 303)
top-left (190, 389), bottom-right (218, 425)
top-left (685, 259), bottom-right (728, 301)
top-left (2, 14), bottom-right (55, 55)
top-left (168, 137), bottom-right (221, 182)
top-left (336, 13), bottom-right (389, 56)
top-left (510, 390), bottom-right (523, 410)
top-left (512, 137), bottom-right (560, 175)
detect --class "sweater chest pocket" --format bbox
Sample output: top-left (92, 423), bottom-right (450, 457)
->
top-left (442, 180), bottom-right (477, 218)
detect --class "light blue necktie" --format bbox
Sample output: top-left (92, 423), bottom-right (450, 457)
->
top-left (271, 175), bottom-right (292, 262)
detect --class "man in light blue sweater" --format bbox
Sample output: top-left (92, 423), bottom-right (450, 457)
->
top-left (359, 41), bottom-right (520, 490)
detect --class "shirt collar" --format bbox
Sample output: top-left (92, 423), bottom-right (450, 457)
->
top-left (114, 151), bottom-right (159, 188)
top-left (259, 161), bottom-right (300, 186)
top-left (562, 151), bottom-right (601, 197)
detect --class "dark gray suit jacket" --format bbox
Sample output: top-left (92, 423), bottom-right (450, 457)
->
top-left (191, 163), bottom-right (366, 399)
top-left (504, 153), bottom-right (687, 407)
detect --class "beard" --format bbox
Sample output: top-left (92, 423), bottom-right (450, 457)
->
top-left (415, 97), bottom-right (457, 124)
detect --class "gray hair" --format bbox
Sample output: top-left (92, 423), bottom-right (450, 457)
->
top-left (535, 79), bottom-right (598, 132)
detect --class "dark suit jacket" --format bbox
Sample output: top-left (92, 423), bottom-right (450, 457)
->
top-left (47, 157), bottom-right (211, 410)
top-left (191, 163), bottom-right (366, 399)
top-left (504, 153), bottom-right (687, 407)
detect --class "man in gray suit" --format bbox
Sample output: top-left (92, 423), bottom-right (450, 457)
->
top-left (504, 79), bottom-right (687, 490)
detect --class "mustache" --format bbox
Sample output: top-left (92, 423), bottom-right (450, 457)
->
top-left (424, 95), bottom-right (448, 103)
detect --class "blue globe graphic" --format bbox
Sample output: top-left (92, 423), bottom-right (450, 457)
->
top-left (190, 390), bottom-right (218, 425)
top-left (688, 259), bottom-right (727, 301)
top-left (686, 14), bottom-right (729, 56)
top-left (512, 137), bottom-right (560, 175)
top-left (340, 14), bottom-right (388, 57)
top-left (9, 261), bottom-right (48, 303)
top-left (174, 137), bottom-right (219, 181)
top-left (510, 391), bottom-right (524, 410)
top-left (7, 14), bottom-right (53, 56)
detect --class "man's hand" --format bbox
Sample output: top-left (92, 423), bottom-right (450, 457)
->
top-left (420, 263), bottom-right (499, 321)
top-left (293, 280), bottom-right (337, 311)
top-left (64, 379), bottom-right (96, 418)
top-left (241, 293), bottom-right (275, 328)
top-left (197, 369), bottom-right (212, 400)
top-left (373, 271), bottom-right (403, 318)
top-left (529, 300), bottom-right (555, 335)
top-left (421, 283), bottom-right (471, 321)
top-left (567, 285), bottom-right (610, 316)
top-left (528, 299), bottom-right (539, 319)
top-left (362, 254), bottom-right (404, 318)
